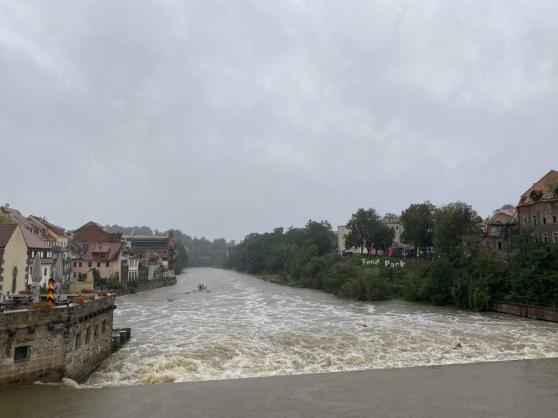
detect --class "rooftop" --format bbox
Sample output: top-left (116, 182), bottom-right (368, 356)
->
top-left (0, 224), bottom-right (18, 248)
top-left (518, 170), bottom-right (558, 206)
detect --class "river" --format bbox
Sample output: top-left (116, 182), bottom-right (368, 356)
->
top-left (83, 267), bottom-right (558, 387)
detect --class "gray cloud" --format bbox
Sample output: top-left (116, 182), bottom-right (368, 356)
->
top-left (1, 0), bottom-right (557, 240)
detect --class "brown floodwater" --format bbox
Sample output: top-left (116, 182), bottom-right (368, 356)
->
top-left (77, 267), bottom-right (558, 387)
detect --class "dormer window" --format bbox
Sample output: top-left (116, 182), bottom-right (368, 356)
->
top-left (554, 187), bottom-right (558, 198)
top-left (530, 190), bottom-right (542, 202)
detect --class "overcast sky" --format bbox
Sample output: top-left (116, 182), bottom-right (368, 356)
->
top-left (1, 0), bottom-right (557, 241)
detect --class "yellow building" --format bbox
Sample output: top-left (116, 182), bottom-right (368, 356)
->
top-left (0, 224), bottom-right (29, 296)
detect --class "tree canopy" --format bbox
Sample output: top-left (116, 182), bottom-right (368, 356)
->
top-left (400, 202), bottom-right (435, 251)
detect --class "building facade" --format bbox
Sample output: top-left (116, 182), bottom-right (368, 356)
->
top-left (0, 224), bottom-right (28, 296)
top-left (517, 170), bottom-right (558, 244)
top-left (484, 207), bottom-right (518, 251)
top-left (71, 222), bottom-right (124, 283)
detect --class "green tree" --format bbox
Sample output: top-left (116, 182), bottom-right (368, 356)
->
top-left (433, 202), bottom-right (482, 257)
top-left (304, 220), bottom-right (336, 256)
top-left (401, 202), bottom-right (435, 254)
top-left (345, 208), bottom-right (382, 254)
top-left (372, 223), bottom-right (395, 252)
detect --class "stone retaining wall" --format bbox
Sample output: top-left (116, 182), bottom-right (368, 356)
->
top-left (118, 276), bottom-right (177, 296)
top-left (0, 296), bottom-right (116, 384)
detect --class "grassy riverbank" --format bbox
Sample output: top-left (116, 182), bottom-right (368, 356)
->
top-left (225, 221), bottom-right (558, 311)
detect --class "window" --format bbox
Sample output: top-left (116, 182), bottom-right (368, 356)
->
top-left (543, 234), bottom-right (549, 244)
top-left (73, 272), bottom-right (76, 279)
top-left (94, 324), bottom-right (99, 338)
top-left (12, 266), bottom-right (17, 293)
top-left (524, 217), bottom-right (528, 226)
top-left (43, 251), bottom-right (47, 258)
top-left (101, 321), bottom-right (107, 334)
top-left (88, 262), bottom-right (92, 268)
top-left (97, 262), bottom-right (101, 268)
top-left (532, 214), bottom-right (537, 225)
top-left (79, 262), bottom-right (82, 268)
top-left (497, 241), bottom-right (503, 250)
top-left (73, 262), bottom-right (77, 268)
top-left (554, 216), bottom-right (557, 224)
top-left (553, 232), bottom-right (558, 244)
top-left (44, 268), bottom-right (47, 277)
top-left (75, 333), bottom-right (82, 349)
top-left (106, 262), bottom-right (109, 267)
top-left (533, 233), bottom-right (539, 242)
top-left (85, 327), bottom-right (91, 344)
top-left (14, 346), bottom-right (30, 363)
top-left (543, 217), bottom-right (547, 224)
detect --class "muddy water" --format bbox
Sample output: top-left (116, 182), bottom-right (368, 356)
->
top-left (85, 267), bottom-right (558, 387)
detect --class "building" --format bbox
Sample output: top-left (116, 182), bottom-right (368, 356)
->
top-left (123, 233), bottom-right (175, 269)
top-left (71, 242), bottom-right (123, 281)
top-left (22, 228), bottom-right (52, 287)
top-left (1, 206), bottom-right (53, 286)
top-left (123, 233), bottom-right (175, 279)
top-left (71, 222), bottom-right (124, 283)
top-left (517, 170), bottom-right (558, 244)
top-left (484, 207), bottom-right (518, 251)
top-left (337, 225), bottom-right (361, 255)
top-left (27, 215), bottom-right (71, 284)
top-left (381, 214), bottom-right (405, 247)
top-left (0, 224), bottom-right (28, 296)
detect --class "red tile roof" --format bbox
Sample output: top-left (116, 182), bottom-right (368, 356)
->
top-left (82, 242), bottom-right (123, 262)
top-left (21, 226), bottom-right (49, 250)
top-left (518, 170), bottom-right (558, 206)
top-left (29, 216), bottom-right (66, 235)
top-left (0, 224), bottom-right (18, 248)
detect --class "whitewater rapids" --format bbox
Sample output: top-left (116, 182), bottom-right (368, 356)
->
top-left (85, 267), bottom-right (558, 387)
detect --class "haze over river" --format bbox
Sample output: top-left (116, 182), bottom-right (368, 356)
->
top-left (86, 268), bottom-right (558, 387)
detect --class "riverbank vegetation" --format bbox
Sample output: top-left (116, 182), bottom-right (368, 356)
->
top-left (225, 202), bottom-right (558, 310)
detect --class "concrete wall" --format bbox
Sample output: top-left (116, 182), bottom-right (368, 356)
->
top-left (0, 295), bottom-right (115, 384)
top-left (490, 301), bottom-right (558, 322)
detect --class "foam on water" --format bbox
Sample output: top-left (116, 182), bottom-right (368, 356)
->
top-left (85, 268), bottom-right (558, 387)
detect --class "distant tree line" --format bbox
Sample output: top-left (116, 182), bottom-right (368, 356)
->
top-left (225, 202), bottom-right (558, 310)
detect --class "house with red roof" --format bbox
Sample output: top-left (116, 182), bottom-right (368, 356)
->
top-left (71, 222), bottom-right (124, 284)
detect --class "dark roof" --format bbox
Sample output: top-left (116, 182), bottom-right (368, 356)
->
top-left (0, 224), bottom-right (18, 248)
top-left (518, 170), bottom-right (558, 206)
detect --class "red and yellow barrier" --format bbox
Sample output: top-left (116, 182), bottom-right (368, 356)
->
top-left (47, 278), bottom-right (55, 305)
